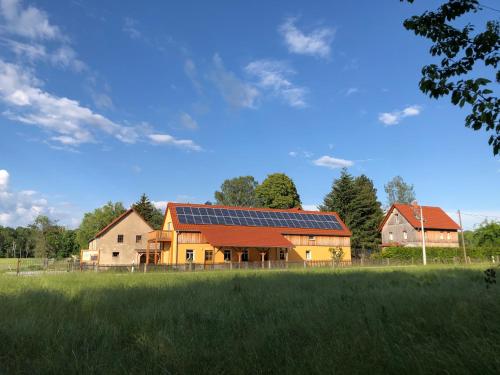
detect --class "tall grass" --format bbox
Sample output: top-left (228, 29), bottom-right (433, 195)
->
top-left (0, 266), bottom-right (499, 374)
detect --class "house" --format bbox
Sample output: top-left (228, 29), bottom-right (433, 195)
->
top-left (81, 208), bottom-right (158, 265)
top-left (379, 203), bottom-right (460, 248)
top-left (144, 202), bottom-right (352, 265)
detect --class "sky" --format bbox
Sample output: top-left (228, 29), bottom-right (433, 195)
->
top-left (0, 0), bottom-right (499, 230)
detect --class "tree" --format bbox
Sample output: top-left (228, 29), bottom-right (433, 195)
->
top-left (214, 176), bottom-right (258, 207)
top-left (320, 170), bottom-right (383, 253)
top-left (384, 176), bottom-right (416, 206)
top-left (471, 220), bottom-right (500, 247)
top-left (133, 193), bottom-right (164, 229)
top-left (402, 0), bottom-right (499, 154)
top-left (255, 173), bottom-right (301, 209)
top-left (319, 168), bottom-right (356, 222)
top-left (76, 202), bottom-right (126, 249)
top-left (349, 175), bottom-right (384, 252)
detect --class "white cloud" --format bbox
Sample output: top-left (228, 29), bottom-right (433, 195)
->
top-left (302, 204), bottom-right (319, 211)
top-left (346, 87), bottom-right (359, 96)
top-left (211, 54), bottom-right (260, 109)
top-left (245, 59), bottom-right (307, 108)
top-left (0, 60), bottom-right (201, 151)
top-left (0, 2), bottom-right (85, 72)
top-left (179, 112), bottom-right (198, 130)
top-left (378, 105), bottom-right (422, 126)
top-left (313, 155), bottom-right (354, 169)
top-left (184, 58), bottom-right (202, 94)
top-left (49, 45), bottom-right (86, 72)
top-left (0, 169), bottom-right (9, 190)
top-left (122, 17), bottom-right (141, 40)
top-left (148, 134), bottom-right (202, 151)
top-left (0, 0), bottom-right (62, 40)
top-left (0, 169), bottom-right (81, 227)
top-left (289, 150), bottom-right (313, 158)
top-left (152, 200), bottom-right (168, 211)
top-left (279, 18), bottom-right (335, 59)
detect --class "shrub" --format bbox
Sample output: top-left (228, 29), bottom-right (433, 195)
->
top-left (373, 246), bottom-right (500, 260)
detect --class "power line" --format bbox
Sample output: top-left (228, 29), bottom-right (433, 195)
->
top-left (460, 212), bottom-right (500, 220)
top-left (478, 2), bottom-right (500, 12)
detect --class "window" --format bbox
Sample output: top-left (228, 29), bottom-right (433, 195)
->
top-left (224, 250), bottom-right (231, 261)
top-left (117, 234), bottom-right (124, 243)
top-left (305, 250), bottom-right (312, 260)
top-left (440, 232), bottom-right (444, 240)
top-left (112, 251), bottom-right (119, 257)
top-left (403, 231), bottom-right (408, 240)
top-left (389, 232), bottom-right (394, 241)
top-left (241, 249), bottom-right (249, 262)
top-left (205, 250), bottom-right (213, 262)
top-left (308, 235), bottom-right (316, 241)
top-left (136, 235), bottom-right (142, 243)
top-left (90, 255), bottom-right (98, 261)
top-left (279, 249), bottom-right (286, 260)
top-left (395, 214), bottom-right (399, 224)
top-left (167, 222), bottom-right (172, 230)
top-left (447, 232), bottom-right (451, 240)
top-left (186, 250), bottom-right (194, 262)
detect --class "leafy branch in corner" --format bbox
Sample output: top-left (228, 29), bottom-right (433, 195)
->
top-left (402, 0), bottom-right (499, 154)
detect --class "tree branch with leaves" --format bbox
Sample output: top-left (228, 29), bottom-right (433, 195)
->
top-left (402, 0), bottom-right (499, 154)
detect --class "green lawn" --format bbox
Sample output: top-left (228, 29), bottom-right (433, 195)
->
top-left (1, 266), bottom-right (499, 374)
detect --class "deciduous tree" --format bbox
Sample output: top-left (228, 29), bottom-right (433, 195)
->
top-left (402, 0), bottom-right (499, 154)
top-left (384, 176), bottom-right (416, 206)
top-left (255, 173), bottom-right (301, 209)
top-left (214, 176), bottom-right (259, 207)
top-left (76, 202), bottom-right (126, 249)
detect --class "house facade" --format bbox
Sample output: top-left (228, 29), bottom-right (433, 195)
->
top-left (380, 204), bottom-right (460, 248)
top-left (82, 209), bottom-right (155, 265)
top-left (145, 203), bottom-right (352, 265)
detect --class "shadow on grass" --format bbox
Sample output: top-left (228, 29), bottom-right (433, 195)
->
top-left (1, 267), bottom-right (499, 375)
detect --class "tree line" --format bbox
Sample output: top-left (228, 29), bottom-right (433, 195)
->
top-left (1, 172), bottom-right (498, 258)
top-left (0, 194), bottom-right (164, 258)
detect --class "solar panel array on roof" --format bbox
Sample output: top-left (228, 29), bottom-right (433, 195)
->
top-left (175, 206), bottom-right (343, 230)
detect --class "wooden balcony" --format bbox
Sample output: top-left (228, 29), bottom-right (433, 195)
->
top-left (147, 230), bottom-right (173, 242)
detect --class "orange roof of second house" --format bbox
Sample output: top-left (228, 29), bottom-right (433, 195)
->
top-left (166, 202), bottom-right (352, 239)
top-left (380, 203), bottom-right (460, 230)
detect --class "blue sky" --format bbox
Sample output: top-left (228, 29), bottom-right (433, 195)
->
top-left (0, 0), bottom-right (498, 229)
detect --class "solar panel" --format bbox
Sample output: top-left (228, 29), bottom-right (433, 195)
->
top-left (175, 206), bottom-right (343, 230)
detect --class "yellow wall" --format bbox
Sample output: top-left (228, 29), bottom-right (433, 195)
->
top-left (288, 245), bottom-right (351, 262)
top-left (162, 207), bottom-right (352, 264)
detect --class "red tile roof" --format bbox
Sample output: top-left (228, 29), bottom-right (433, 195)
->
top-left (201, 226), bottom-right (293, 248)
top-left (380, 204), bottom-right (460, 231)
top-left (167, 202), bottom-right (351, 237)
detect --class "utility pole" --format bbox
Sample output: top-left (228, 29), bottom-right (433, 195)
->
top-left (420, 205), bottom-right (427, 265)
top-left (457, 210), bottom-right (467, 264)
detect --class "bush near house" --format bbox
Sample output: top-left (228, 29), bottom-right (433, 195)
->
top-left (375, 246), bottom-right (500, 261)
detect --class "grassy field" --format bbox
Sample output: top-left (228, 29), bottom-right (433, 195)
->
top-left (1, 266), bottom-right (499, 374)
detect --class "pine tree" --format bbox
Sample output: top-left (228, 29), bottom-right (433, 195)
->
top-left (133, 194), bottom-right (164, 230)
top-left (349, 175), bottom-right (384, 252)
top-left (319, 168), bottom-right (356, 223)
top-left (320, 170), bottom-right (383, 255)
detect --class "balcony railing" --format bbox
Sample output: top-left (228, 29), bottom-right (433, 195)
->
top-left (147, 230), bottom-right (173, 242)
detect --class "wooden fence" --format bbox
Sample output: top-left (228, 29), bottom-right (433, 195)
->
top-left (2, 255), bottom-right (499, 275)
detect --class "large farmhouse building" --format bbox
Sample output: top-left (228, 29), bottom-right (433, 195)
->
top-left (82, 208), bottom-right (157, 265)
top-left (145, 203), bottom-right (352, 265)
top-left (380, 203), bottom-right (460, 248)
